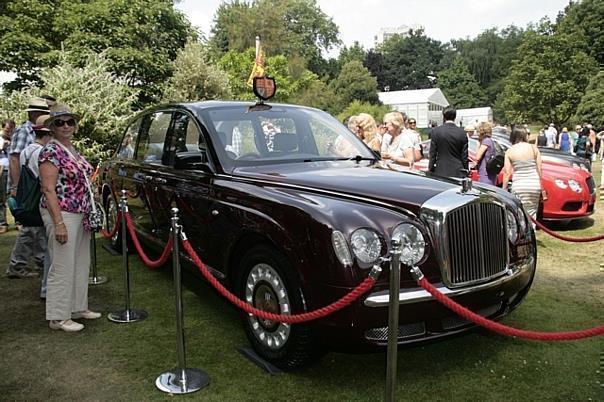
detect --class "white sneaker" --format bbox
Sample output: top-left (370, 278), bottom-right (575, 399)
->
top-left (72, 310), bottom-right (102, 320)
top-left (49, 319), bottom-right (84, 332)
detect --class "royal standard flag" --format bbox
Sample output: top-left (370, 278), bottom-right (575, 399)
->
top-left (247, 35), bottom-right (265, 87)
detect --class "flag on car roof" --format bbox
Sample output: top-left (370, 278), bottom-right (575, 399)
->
top-left (247, 35), bottom-right (265, 87)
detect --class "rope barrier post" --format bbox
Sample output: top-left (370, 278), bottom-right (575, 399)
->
top-left (108, 190), bottom-right (148, 323)
top-left (385, 239), bottom-right (402, 402)
top-left (156, 208), bottom-right (210, 394)
top-left (89, 229), bottom-right (107, 285)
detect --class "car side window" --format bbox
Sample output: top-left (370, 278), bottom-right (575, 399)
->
top-left (117, 118), bottom-right (141, 160)
top-left (165, 112), bottom-right (204, 165)
top-left (137, 111), bottom-right (172, 164)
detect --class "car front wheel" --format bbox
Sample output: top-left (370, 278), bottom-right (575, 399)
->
top-left (237, 245), bottom-right (324, 370)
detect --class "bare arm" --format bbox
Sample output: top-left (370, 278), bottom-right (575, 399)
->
top-left (391, 147), bottom-right (415, 167)
top-left (9, 154), bottom-right (20, 196)
top-left (475, 144), bottom-right (488, 163)
top-left (534, 145), bottom-right (543, 180)
top-left (40, 161), bottom-right (68, 244)
top-left (501, 152), bottom-right (513, 190)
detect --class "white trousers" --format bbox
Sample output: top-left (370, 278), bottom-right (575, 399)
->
top-left (41, 208), bottom-right (91, 321)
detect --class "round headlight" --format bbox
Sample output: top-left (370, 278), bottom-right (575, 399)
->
top-left (518, 209), bottom-right (527, 233)
top-left (392, 223), bottom-right (426, 266)
top-left (351, 228), bottom-right (382, 264)
top-left (568, 179), bottom-right (582, 193)
top-left (332, 230), bottom-right (352, 266)
top-left (554, 179), bottom-right (568, 189)
top-left (506, 210), bottom-right (518, 243)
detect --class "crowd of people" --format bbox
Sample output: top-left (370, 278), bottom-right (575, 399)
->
top-left (2, 96), bottom-right (99, 332)
top-left (536, 122), bottom-right (604, 161)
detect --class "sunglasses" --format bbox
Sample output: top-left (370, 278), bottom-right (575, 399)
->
top-left (409, 121), bottom-right (416, 124)
top-left (53, 119), bottom-right (76, 127)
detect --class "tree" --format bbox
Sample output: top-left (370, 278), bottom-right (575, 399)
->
top-left (436, 57), bottom-right (487, 109)
top-left (499, 27), bottom-right (596, 126)
top-left (557, 0), bottom-right (604, 65)
top-left (289, 78), bottom-right (341, 115)
top-left (328, 60), bottom-right (380, 113)
top-left (372, 29), bottom-right (444, 91)
top-left (162, 41), bottom-right (232, 103)
top-left (336, 100), bottom-right (392, 125)
top-left (575, 70), bottom-right (604, 129)
top-left (209, 0), bottom-right (340, 76)
top-left (0, 0), bottom-right (193, 104)
top-left (450, 26), bottom-right (525, 104)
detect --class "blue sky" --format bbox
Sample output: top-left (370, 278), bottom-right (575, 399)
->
top-left (177, 0), bottom-right (571, 55)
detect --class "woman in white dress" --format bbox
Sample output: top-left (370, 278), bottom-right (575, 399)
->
top-left (502, 127), bottom-right (544, 222)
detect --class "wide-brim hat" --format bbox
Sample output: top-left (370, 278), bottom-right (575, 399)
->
top-left (45, 104), bottom-right (81, 127)
top-left (33, 115), bottom-right (50, 132)
top-left (25, 97), bottom-right (50, 113)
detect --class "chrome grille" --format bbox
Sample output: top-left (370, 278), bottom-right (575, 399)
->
top-left (445, 202), bottom-right (507, 286)
top-left (364, 322), bottom-right (426, 341)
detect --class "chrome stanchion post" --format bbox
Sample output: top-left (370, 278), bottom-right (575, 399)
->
top-left (156, 208), bottom-right (209, 394)
top-left (108, 190), bottom-right (148, 323)
top-left (385, 239), bottom-right (402, 402)
top-left (89, 229), bottom-right (107, 285)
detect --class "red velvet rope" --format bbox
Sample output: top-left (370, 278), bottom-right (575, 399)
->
top-left (181, 238), bottom-right (377, 324)
top-left (416, 275), bottom-right (604, 341)
top-left (100, 211), bottom-right (121, 239)
top-left (124, 212), bottom-right (173, 269)
top-left (530, 216), bottom-right (604, 242)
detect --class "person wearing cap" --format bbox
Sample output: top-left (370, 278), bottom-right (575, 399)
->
top-left (20, 115), bottom-right (52, 299)
top-left (39, 104), bottom-right (101, 332)
top-left (5, 98), bottom-right (49, 279)
top-left (464, 124), bottom-right (476, 139)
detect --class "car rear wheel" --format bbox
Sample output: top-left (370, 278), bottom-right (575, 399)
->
top-left (237, 245), bottom-right (324, 370)
top-left (105, 193), bottom-right (122, 251)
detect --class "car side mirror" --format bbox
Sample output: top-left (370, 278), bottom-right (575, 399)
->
top-left (174, 150), bottom-right (210, 171)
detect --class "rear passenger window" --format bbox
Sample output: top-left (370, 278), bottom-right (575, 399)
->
top-left (137, 112), bottom-right (172, 163)
top-left (117, 118), bottom-right (140, 160)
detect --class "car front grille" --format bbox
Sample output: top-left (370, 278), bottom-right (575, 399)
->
top-left (364, 322), bottom-right (426, 341)
top-left (444, 202), bottom-right (508, 286)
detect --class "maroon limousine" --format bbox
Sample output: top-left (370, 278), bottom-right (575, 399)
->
top-left (99, 95), bottom-right (537, 370)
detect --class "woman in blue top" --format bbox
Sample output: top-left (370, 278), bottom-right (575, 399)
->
top-left (559, 127), bottom-right (572, 153)
top-left (475, 122), bottom-right (497, 186)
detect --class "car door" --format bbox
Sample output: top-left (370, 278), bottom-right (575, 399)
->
top-left (126, 110), bottom-right (174, 240)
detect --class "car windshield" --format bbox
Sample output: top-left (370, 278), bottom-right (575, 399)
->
top-left (198, 105), bottom-right (375, 171)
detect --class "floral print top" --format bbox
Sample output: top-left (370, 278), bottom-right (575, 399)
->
top-left (39, 141), bottom-right (93, 229)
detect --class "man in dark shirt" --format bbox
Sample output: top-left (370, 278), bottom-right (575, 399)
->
top-left (428, 107), bottom-right (468, 178)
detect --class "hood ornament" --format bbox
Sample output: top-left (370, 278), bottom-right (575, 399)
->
top-left (461, 177), bottom-right (473, 193)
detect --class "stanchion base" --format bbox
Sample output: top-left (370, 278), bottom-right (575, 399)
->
top-left (107, 308), bottom-right (148, 323)
top-left (89, 276), bottom-right (108, 285)
top-left (238, 346), bottom-right (282, 374)
top-left (155, 368), bottom-right (210, 394)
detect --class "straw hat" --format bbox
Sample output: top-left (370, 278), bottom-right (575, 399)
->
top-left (45, 104), bottom-right (81, 127)
top-left (25, 97), bottom-right (50, 113)
top-left (464, 124), bottom-right (475, 132)
top-left (32, 115), bottom-right (50, 132)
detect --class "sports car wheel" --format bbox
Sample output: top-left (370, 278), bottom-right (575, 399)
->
top-left (238, 245), bottom-right (324, 370)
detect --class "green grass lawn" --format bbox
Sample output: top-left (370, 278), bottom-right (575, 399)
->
top-left (1, 166), bottom-right (603, 400)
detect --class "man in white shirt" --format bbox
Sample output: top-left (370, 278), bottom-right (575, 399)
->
top-left (545, 123), bottom-right (557, 148)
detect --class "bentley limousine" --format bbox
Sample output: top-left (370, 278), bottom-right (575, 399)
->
top-left (99, 84), bottom-right (536, 370)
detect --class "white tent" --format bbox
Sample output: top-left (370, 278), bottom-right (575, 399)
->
top-left (377, 88), bottom-right (449, 128)
top-left (455, 107), bottom-right (493, 127)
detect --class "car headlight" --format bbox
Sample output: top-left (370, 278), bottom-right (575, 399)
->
top-left (351, 228), bottom-right (383, 264)
top-left (518, 209), bottom-right (527, 233)
top-left (506, 210), bottom-right (518, 243)
top-left (568, 179), bottom-right (582, 193)
top-left (554, 179), bottom-right (567, 189)
top-left (392, 223), bottom-right (426, 266)
top-left (332, 230), bottom-right (352, 266)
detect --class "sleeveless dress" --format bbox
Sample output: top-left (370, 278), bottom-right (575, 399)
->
top-left (511, 158), bottom-right (541, 219)
top-left (559, 132), bottom-right (571, 153)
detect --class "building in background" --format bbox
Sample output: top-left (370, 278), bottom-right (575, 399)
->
top-left (377, 88), bottom-right (449, 128)
top-left (455, 107), bottom-right (493, 127)
top-left (374, 24), bottom-right (424, 45)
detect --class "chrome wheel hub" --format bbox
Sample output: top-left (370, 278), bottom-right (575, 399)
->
top-left (245, 263), bottom-right (291, 350)
top-left (107, 197), bottom-right (119, 242)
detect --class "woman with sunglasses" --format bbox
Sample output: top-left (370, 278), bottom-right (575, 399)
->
top-left (39, 104), bottom-right (101, 332)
